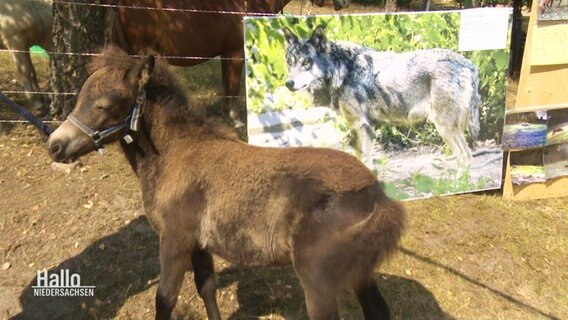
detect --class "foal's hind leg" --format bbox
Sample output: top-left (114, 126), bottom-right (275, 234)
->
top-left (355, 279), bottom-right (390, 320)
top-left (155, 237), bottom-right (191, 320)
top-left (191, 249), bottom-right (221, 320)
top-left (301, 284), bottom-right (340, 320)
top-left (293, 258), bottom-right (340, 319)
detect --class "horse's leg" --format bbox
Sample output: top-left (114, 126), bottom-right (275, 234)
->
top-left (155, 236), bottom-right (191, 320)
top-left (9, 45), bottom-right (48, 114)
top-left (354, 279), bottom-right (390, 320)
top-left (11, 50), bottom-right (37, 95)
top-left (221, 50), bottom-right (245, 128)
top-left (191, 249), bottom-right (221, 320)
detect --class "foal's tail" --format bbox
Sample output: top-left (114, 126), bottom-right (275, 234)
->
top-left (333, 186), bottom-right (406, 287)
top-left (354, 193), bottom-right (406, 266)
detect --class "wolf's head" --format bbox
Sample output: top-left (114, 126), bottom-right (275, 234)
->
top-left (283, 25), bottom-right (329, 92)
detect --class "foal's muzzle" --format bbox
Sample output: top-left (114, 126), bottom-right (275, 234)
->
top-left (47, 120), bottom-right (93, 163)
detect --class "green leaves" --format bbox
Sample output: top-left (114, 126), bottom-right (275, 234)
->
top-left (245, 13), bottom-right (463, 114)
top-left (245, 12), bottom-right (508, 142)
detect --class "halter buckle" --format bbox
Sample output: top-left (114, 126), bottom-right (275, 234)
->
top-left (130, 89), bottom-right (146, 132)
top-left (123, 134), bottom-right (134, 144)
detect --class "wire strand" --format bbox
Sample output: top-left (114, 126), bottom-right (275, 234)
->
top-left (1, 90), bottom-right (245, 99)
top-left (51, 0), bottom-right (281, 17)
top-left (0, 48), bottom-right (246, 61)
top-left (1, 0), bottom-right (307, 99)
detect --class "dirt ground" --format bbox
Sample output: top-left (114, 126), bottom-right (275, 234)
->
top-left (1, 1), bottom-right (567, 320)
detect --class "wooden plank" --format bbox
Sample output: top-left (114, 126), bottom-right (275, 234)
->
top-left (503, 0), bottom-right (568, 199)
top-left (530, 24), bottom-right (568, 66)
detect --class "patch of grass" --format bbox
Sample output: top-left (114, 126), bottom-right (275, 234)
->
top-left (381, 169), bottom-right (491, 200)
top-left (4, 125), bottom-right (565, 319)
top-left (376, 194), bottom-right (568, 320)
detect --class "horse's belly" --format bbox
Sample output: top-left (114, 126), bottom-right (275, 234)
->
top-left (117, 8), bottom-right (242, 67)
top-left (204, 236), bottom-right (292, 267)
top-left (199, 214), bottom-right (292, 267)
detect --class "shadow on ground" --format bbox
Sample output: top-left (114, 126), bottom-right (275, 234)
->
top-left (13, 216), bottom-right (451, 320)
top-left (13, 216), bottom-right (160, 320)
top-left (222, 267), bottom-right (453, 320)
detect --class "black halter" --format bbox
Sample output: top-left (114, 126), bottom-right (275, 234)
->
top-left (67, 89), bottom-right (147, 151)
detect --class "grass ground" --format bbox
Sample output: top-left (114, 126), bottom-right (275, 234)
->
top-left (0, 134), bottom-right (566, 319)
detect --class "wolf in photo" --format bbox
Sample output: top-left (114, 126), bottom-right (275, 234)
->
top-left (283, 25), bottom-right (481, 167)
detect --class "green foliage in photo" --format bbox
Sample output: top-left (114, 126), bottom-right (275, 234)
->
top-left (245, 11), bottom-right (509, 146)
top-left (374, 155), bottom-right (493, 200)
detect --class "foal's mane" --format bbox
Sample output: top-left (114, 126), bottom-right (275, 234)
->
top-left (89, 46), bottom-right (238, 140)
top-left (89, 46), bottom-right (206, 122)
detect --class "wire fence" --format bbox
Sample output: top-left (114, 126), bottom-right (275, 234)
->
top-left (0, 0), bottom-right (317, 121)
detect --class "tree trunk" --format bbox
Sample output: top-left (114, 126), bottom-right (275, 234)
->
top-left (50, 0), bottom-right (105, 118)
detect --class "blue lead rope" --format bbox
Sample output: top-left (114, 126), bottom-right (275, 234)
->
top-left (0, 91), bottom-right (54, 137)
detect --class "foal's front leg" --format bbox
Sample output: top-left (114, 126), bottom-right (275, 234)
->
top-left (155, 235), bottom-right (191, 320)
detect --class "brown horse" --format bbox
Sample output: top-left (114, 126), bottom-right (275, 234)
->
top-left (47, 47), bottom-right (405, 320)
top-left (105, 0), bottom-right (351, 127)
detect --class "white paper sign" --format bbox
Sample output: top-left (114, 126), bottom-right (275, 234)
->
top-left (459, 8), bottom-right (511, 51)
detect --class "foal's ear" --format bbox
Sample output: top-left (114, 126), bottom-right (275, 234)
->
top-left (309, 25), bottom-right (327, 51)
top-left (138, 55), bottom-right (155, 88)
top-left (283, 27), bottom-right (298, 47)
top-left (128, 55), bottom-right (155, 89)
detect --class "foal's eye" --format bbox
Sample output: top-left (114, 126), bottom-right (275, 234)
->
top-left (95, 102), bottom-right (112, 111)
top-left (94, 97), bottom-right (115, 110)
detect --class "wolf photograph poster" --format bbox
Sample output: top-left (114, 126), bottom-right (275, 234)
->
top-left (244, 10), bottom-right (511, 200)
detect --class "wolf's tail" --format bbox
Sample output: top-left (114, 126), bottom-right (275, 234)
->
top-left (468, 67), bottom-right (482, 145)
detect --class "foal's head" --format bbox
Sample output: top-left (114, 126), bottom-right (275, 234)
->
top-left (48, 47), bottom-right (155, 163)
